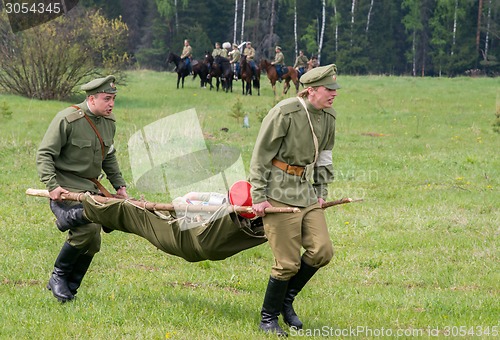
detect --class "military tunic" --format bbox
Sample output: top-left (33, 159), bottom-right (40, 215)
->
top-left (37, 100), bottom-right (126, 254)
top-left (249, 97), bottom-right (335, 208)
top-left (294, 55), bottom-right (309, 69)
top-left (243, 47), bottom-right (255, 60)
top-left (230, 49), bottom-right (241, 63)
top-left (181, 45), bottom-right (192, 59)
top-left (212, 47), bottom-right (228, 58)
top-left (37, 100), bottom-right (126, 193)
top-left (273, 51), bottom-right (285, 66)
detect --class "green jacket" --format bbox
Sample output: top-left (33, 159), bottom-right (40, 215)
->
top-left (36, 100), bottom-right (126, 193)
top-left (294, 55), bottom-right (309, 68)
top-left (274, 51), bottom-right (285, 65)
top-left (212, 48), bottom-right (227, 58)
top-left (230, 49), bottom-right (241, 63)
top-left (249, 97), bottom-right (336, 207)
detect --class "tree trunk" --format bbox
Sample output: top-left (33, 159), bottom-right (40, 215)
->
top-left (366, 0), bottom-right (374, 33)
top-left (350, 0), bottom-right (356, 46)
top-left (333, 2), bottom-right (338, 52)
top-left (174, 0), bottom-right (178, 32)
top-left (476, 0), bottom-right (483, 58)
top-left (241, 0), bottom-right (246, 43)
top-left (233, 0), bottom-right (239, 44)
top-left (451, 0), bottom-right (458, 55)
top-left (412, 30), bottom-right (417, 76)
top-left (318, 0), bottom-right (326, 63)
top-left (294, 1), bottom-right (298, 56)
top-left (270, 0), bottom-right (276, 37)
top-left (484, 0), bottom-right (492, 60)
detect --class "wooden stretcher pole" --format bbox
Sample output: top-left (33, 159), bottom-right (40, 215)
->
top-left (25, 188), bottom-right (301, 214)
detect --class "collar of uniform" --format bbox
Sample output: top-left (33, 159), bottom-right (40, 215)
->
top-left (303, 97), bottom-right (323, 115)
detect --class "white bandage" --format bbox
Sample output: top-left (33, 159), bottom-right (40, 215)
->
top-left (316, 150), bottom-right (332, 167)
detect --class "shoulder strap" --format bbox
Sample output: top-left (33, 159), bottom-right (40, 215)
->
top-left (73, 105), bottom-right (105, 160)
top-left (297, 97), bottom-right (319, 164)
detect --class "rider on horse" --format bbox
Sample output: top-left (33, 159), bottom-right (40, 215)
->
top-left (229, 43), bottom-right (241, 80)
top-left (180, 39), bottom-right (193, 74)
top-left (294, 50), bottom-right (309, 79)
top-left (271, 46), bottom-right (287, 82)
top-left (243, 42), bottom-right (257, 79)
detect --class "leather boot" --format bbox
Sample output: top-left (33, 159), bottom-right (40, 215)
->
top-left (281, 260), bottom-right (318, 329)
top-left (50, 200), bottom-right (90, 231)
top-left (259, 276), bottom-right (289, 337)
top-left (47, 242), bottom-right (82, 302)
top-left (68, 254), bottom-right (93, 295)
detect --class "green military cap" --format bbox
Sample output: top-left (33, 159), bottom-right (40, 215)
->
top-left (81, 75), bottom-right (117, 95)
top-left (300, 64), bottom-right (340, 90)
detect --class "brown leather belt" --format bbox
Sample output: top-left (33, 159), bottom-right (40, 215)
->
top-left (272, 158), bottom-right (305, 177)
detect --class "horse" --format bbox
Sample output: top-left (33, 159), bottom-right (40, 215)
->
top-left (307, 58), bottom-right (319, 72)
top-left (166, 52), bottom-right (190, 89)
top-left (213, 56), bottom-right (234, 93)
top-left (204, 54), bottom-right (222, 92)
top-left (260, 59), bottom-right (299, 96)
top-left (202, 52), bottom-right (216, 89)
top-left (239, 54), bottom-right (260, 96)
top-left (192, 60), bottom-right (211, 88)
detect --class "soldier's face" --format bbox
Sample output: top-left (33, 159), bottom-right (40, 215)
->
top-left (89, 93), bottom-right (116, 116)
top-left (308, 86), bottom-right (338, 109)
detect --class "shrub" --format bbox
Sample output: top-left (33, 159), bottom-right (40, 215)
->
top-left (0, 9), bottom-right (128, 100)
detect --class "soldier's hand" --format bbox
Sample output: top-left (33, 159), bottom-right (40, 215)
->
top-left (115, 186), bottom-right (128, 199)
top-left (252, 200), bottom-right (272, 217)
top-left (49, 186), bottom-right (69, 201)
top-left (318, 197), bottom-right (326, 208)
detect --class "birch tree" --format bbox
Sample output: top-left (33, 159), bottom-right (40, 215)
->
top-left (328, 0), bottom-right (339, 52)
top-left (402, 0), bottom-right (423, 76)
top-left (350, 0), bottom-right (356, 46)
top-left (318, 0), bottom-right (326, 63)
top-left (233, 0), bottom-right (238, 43)
top-left (366, 0), bottom-right (374, 33)
top-left (241, 0), bottom-right (246, 43)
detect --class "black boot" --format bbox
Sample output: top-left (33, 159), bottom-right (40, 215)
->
top-left (281, 260), bottom-right (319, 329)
top-left (47, 242), bottom-right (82, 302)
top-left (50, 200), bottom-right (90, 231)
top-left (68, 254), bottom-right (93, 295)
top-left (259, 276), bottom-right (289, 337)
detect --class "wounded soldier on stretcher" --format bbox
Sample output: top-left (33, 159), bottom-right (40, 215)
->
top-left (50, 191), bottom-right (267, 263)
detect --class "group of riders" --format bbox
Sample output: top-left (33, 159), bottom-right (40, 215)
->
top-left (180, 39), bottom-right (319, 83)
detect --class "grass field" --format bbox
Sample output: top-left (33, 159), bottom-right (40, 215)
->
top-left (0, 71), bottom-right (499, 339)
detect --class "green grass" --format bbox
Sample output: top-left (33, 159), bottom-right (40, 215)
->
top-left (1, 71), bottom-right (499, 339)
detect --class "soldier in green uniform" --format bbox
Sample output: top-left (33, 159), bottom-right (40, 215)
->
top-left (243, 41), bottom-right (257, 77)
top-left (36, 75), bottom-right (128, 302)
top-left (248, 65), bottom-right (340, 336)
top-left (293, 50), bottom-right (309, 78)
top-left (229, 43), bottom-right (241, 79)
top-left (271, 46), bottom-right (285, 81)
top-left (49, 192), bottom-right (267, 263)
top-left (212, 42), bottom-right (227, 58)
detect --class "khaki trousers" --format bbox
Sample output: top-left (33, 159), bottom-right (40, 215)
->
top-left (263, 198), bottom-right (334, 280)
top-left (64, 200), bottom-right (102, 255)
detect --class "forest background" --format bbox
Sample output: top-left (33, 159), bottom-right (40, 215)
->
top-left (80, 0), bottom-right (498, 76)
top-left (1, 0), bottom-right (499, 101)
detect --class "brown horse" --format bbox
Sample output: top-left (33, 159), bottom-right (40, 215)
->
top-left (240, 55), bottom-right (260, 96)
top-left (260, 59), bottom-right (299, 95)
